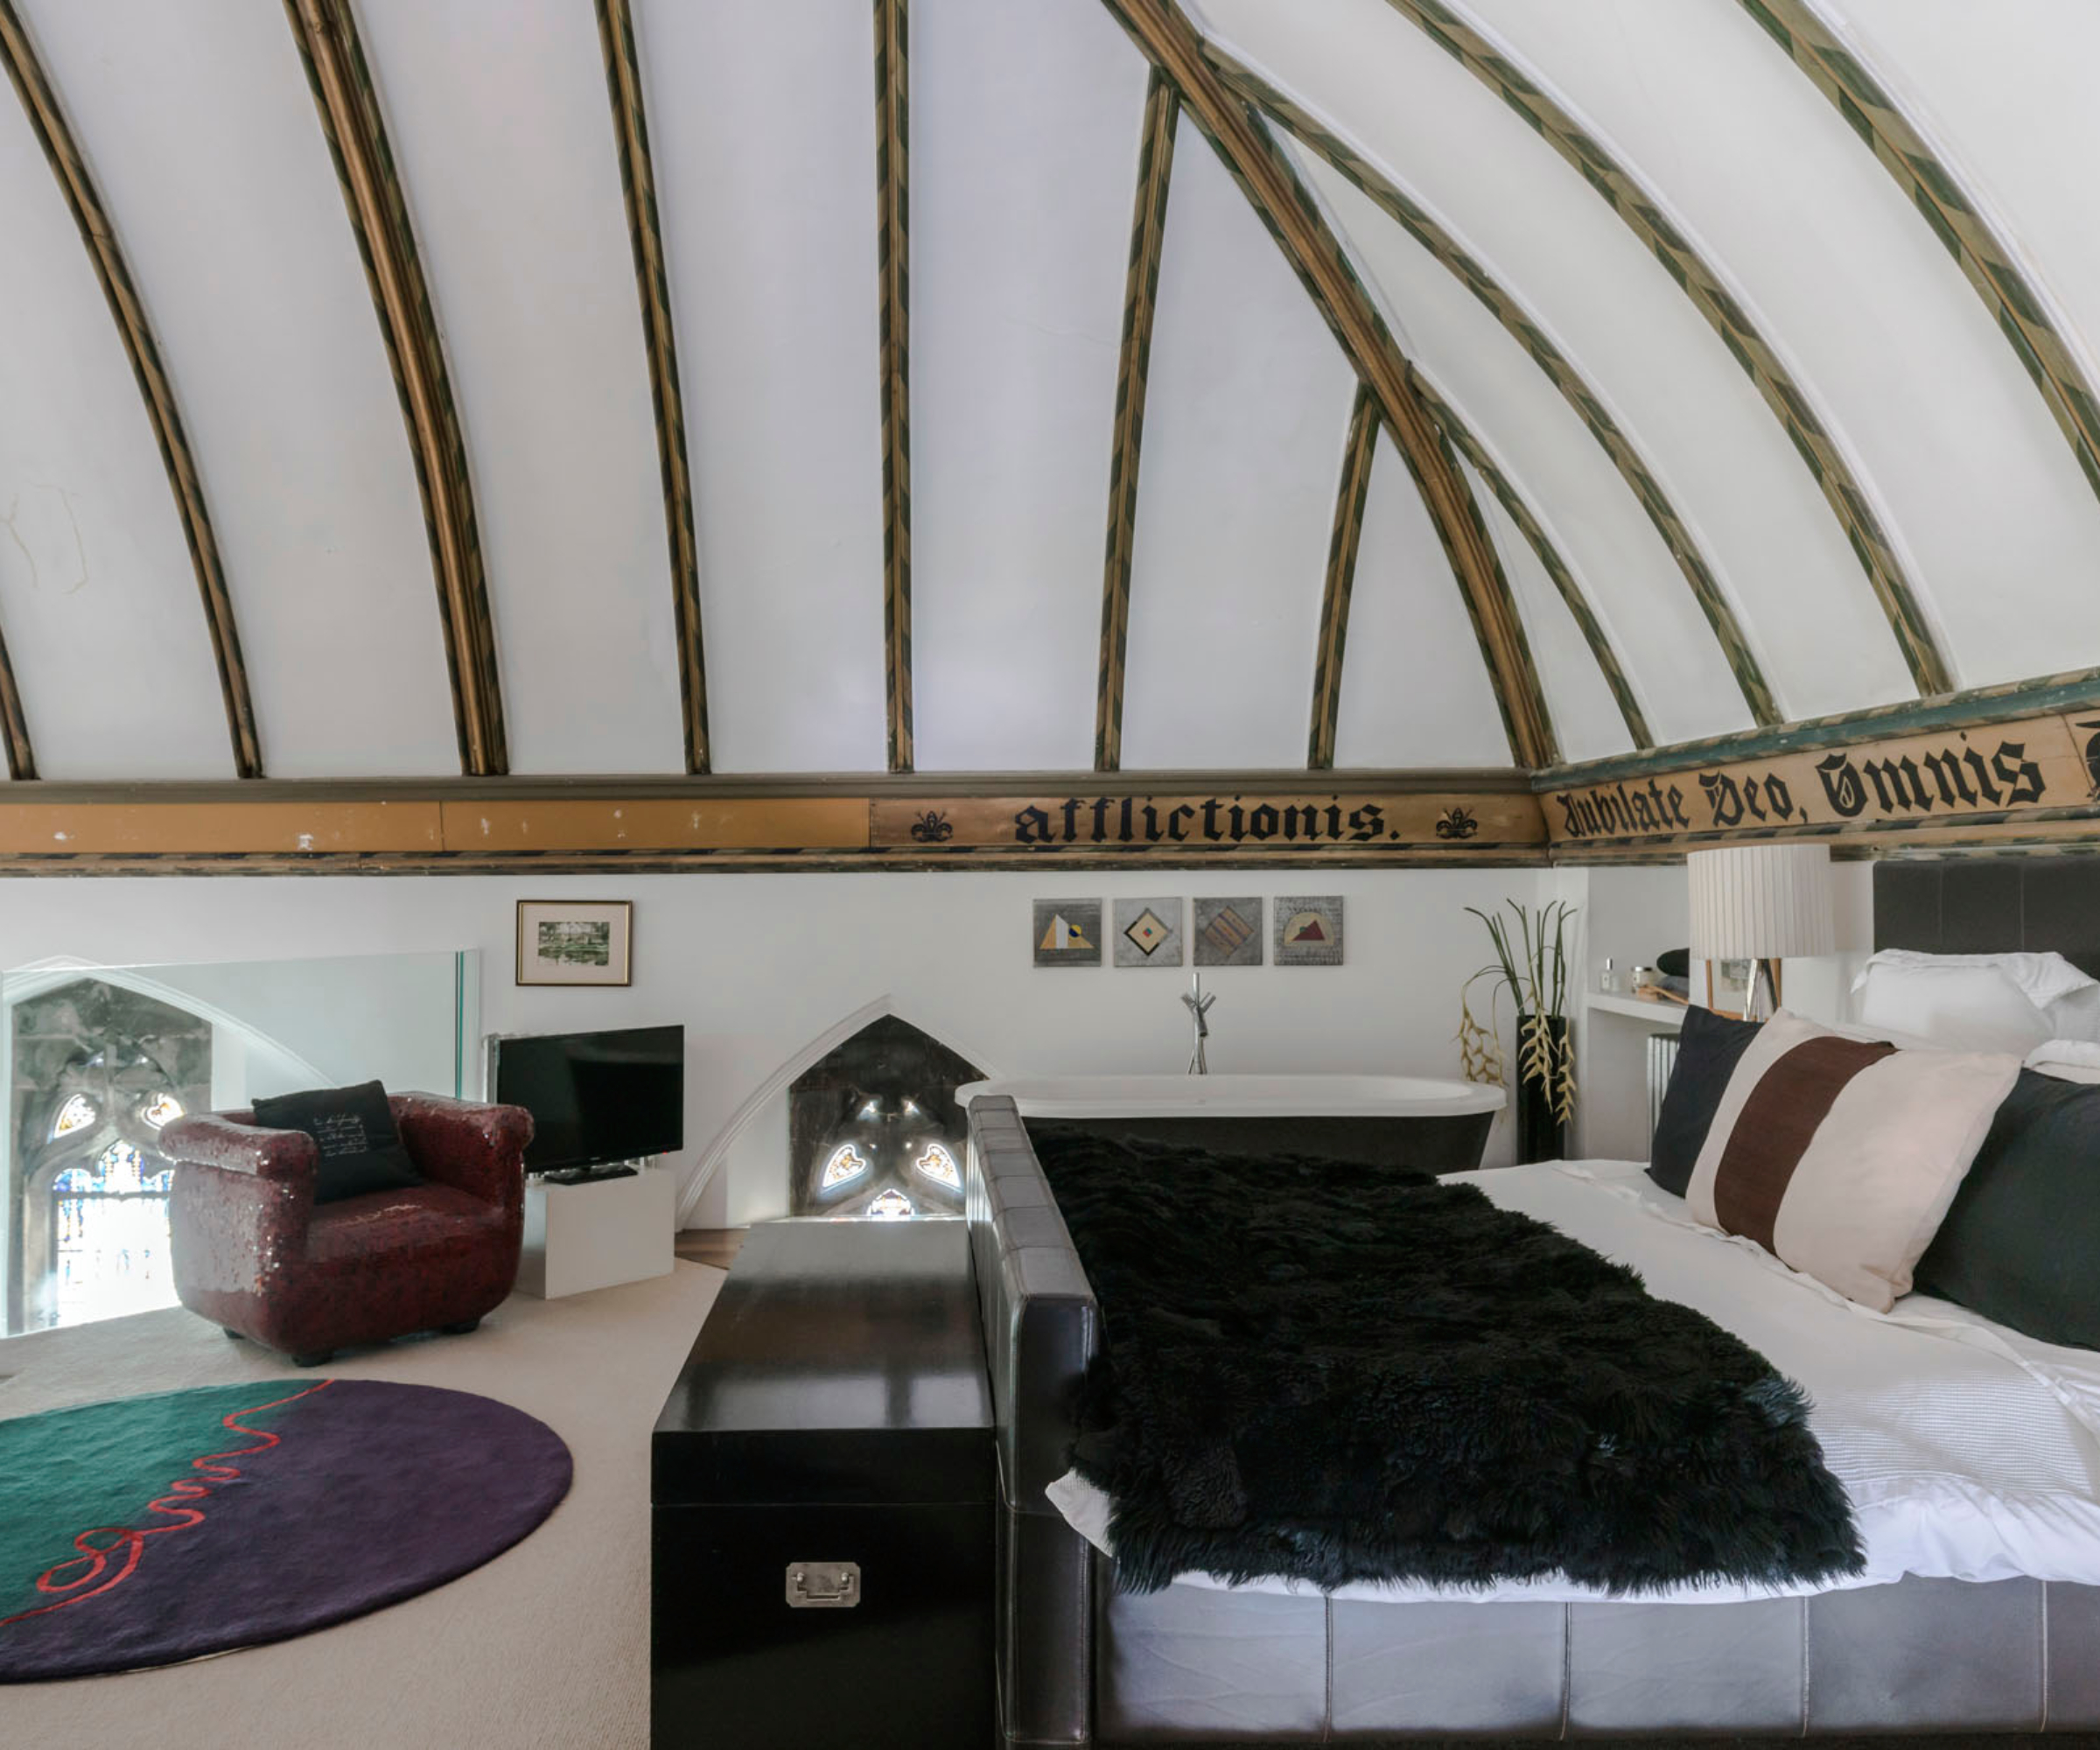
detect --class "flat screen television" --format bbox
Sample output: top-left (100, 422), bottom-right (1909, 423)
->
top-left (491, 1024), bottom-right (683, 1174)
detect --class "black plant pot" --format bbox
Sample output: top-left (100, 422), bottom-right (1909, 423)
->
top-left (1514, 1013), bottom-right (1571, 1165)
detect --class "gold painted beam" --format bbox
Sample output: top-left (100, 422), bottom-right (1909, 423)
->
top-left (596, 0), bottom-right (709, 774)
top-left (1382, 0), bottom-right (1952, 700)
top-left (284, 0), bottom-right (507, 776)
top-left (1307, 384), bottom-right (1378, 770)
top-left (1096, 68), bottom-right (1178, 774)
top-left (1208, 44), bottom-right (1765, 732)
top-left (1098, 0), bottom-right (1555, 769)
top-left (874, 0), bottom-right (913, 773)
top-left (0, 0), bottom-right (257, 779)
top-left (1410, 374), bottom-right (1651, 749)
top-left (1741, 0), bottom-right (2100, 508)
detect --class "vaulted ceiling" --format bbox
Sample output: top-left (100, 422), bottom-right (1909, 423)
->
top-left (4, 0), bottom-right (2098, 788)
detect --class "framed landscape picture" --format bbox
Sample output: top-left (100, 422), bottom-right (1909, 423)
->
top-left (516, 900), bottom-right (633, 987)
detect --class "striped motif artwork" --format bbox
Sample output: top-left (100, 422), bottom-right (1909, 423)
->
top-left (1193, 897), bottom-right (1262, 968)
top-left (1684, 1012), bottom-right (2019, 1311)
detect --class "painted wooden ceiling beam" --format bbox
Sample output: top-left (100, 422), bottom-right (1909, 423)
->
top-left (1307, 384), bottom-right (1378, 770)
top-left (1098, 0), bottom-right (1555, 770)
top-left (1380, 0), bottom-right (1953, 701)
top-left (596, 0), bottom-right (709, 774)
top-left (1209, 45), bottom-right (1769, 732)
top-left (0, 0), bottom-right (257, 780)
top-left (284, 0), bottom-right (507, 777)
top-left (1742, 0), bottom-right (2100, 508)
top-left (1096, 68), bottom-right (1178, 774)
top-left (1409, 373), bottom-right (1653, 750)
top-left (874, 0), bottom-right (913, 774)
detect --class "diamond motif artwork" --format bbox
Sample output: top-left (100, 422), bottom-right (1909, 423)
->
top-left (1193, 897), bottom-right (1263, 968)
top-left (1114, 898), bottom-right (1184, 968)
top-left (1033, 899), bottom-right (1103, 967)
top-left (1274, 896), bottom-right (1344, 967)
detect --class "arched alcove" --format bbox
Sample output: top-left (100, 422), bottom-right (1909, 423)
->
top-left (788, 1014), bottom-right (985, 1219)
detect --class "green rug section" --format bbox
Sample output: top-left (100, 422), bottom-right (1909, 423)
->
top-left (0, 1382), bottom-right (317, 1622)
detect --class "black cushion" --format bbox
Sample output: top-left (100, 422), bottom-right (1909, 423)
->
top-left (1913, 1069), bottom-right (2100, 1350)
top-left (251, 1079), bottom-right (424, 1205)
top-left (1647, 1005), bottom-right (1764, 1196)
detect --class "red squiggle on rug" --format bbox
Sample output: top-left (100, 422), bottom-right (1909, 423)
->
top-left (0, 1379), bottom-right (334, 1632)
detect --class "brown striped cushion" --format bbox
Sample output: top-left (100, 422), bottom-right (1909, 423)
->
top-left (1685, 1012), bottom-right (2020, 1312)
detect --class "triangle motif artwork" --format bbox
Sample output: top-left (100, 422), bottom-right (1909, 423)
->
top-left (1040, 914), bottom-right (1094, 952)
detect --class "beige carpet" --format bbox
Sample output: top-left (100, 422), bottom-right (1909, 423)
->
top-left (0, 1261), bottom-right (724, 1750)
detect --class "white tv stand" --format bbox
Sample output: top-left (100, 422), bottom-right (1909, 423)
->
top-left (517, 1162), bottom-right (676, 1298)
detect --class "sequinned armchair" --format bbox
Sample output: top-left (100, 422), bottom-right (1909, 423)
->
top-left (161, 1093), bottom-right (533, 1366)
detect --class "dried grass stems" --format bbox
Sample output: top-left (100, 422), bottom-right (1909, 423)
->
top-left (1460, 899), bottom-right (1577, 1124)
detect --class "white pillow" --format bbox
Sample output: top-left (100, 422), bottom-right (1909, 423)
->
top-left (1854, 949), bottom-right (2100, 1042)
top-left (2026, 1038), bottom-right (2100, 1084)
top-left (1853, 957), bottom-right (2054, 1056)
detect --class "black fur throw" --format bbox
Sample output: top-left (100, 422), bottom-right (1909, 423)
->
top-left (1030, 1124), bottom-right (1864, 1596)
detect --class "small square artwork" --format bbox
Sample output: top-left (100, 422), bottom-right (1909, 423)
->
top-left (1274, 896), bottom-right (1343, 967)
top-left (516, 900), bottom-right (633, 986)
top-left (1114, 898), bottom-right (1185, 968)
top-left (1193, 897), bottom-right (1263, 968)
top-left (1033, 899), bottom-right (1103, 968)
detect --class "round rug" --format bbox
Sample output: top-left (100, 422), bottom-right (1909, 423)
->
top-left (0, 1379), bottom-right (571, 1682)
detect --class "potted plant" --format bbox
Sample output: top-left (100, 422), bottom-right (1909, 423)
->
top-left (1459, 899), bottom-right (1577, 1163)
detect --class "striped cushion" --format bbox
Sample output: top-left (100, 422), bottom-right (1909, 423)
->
top-left (1685, 1012), bottom-right (2020, 1311)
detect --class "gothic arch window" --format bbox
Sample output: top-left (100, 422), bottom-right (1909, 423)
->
top-left (788, 1015), bottom-right (984, 1219)
top-left (9, 979), bottom-right (211, 1333)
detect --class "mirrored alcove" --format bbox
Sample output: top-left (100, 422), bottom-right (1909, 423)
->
top-left (788, 1015), bottom-right (984, 1220)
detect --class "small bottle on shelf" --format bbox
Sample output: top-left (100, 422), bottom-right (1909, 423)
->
top-left (1600, 956), bottom-right (1621, 995)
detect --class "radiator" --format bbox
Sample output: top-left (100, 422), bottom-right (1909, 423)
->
top-left (1646, 1032), bottom-right (1680, 1147)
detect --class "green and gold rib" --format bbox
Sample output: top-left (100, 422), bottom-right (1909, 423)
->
top-left (1381, 0), bottom-right (1950, 699)
top-left (2, 0), bottom-right (254, 778)
top-left (285, 0), bottom-right (507, 775)
top-left (1410, 374), bottom-right (1651, 749)
top-left (1209, 45), bottom-right (1768, 732)
top-left (1741, 0), bottom-right (2100, 508)
top-left (874, 0), bottom-right (913, 773)
top-left (1098, 0), bottom-right (1554, 768)
top-left (597, 0), bottom-right (709, 773)
top-left (1307, 384), bottom-right (1379, 769)
top-left (1096, 70), bottom-right (1178, 774)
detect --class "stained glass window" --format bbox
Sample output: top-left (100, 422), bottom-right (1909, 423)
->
top-left (50, 1094), bottom-right (95, 1139)
top-left (914, 1142), bottom-right (960, 1190)
top-left (821, 1142), bottom-right (869, 1189)
top-left (140, 1093), bottom-right (185, 1129)
top-left (866, 1187), bottom-right (914, 1220)
top-left (48, 1139), bottom-right (176, 1329)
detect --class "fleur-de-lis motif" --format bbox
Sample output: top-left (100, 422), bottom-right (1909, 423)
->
top-left (1435, 806), bottom-right (1479, 841)
top-left (908, 809), bottom-right (954, 844)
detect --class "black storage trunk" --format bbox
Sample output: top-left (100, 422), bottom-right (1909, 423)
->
top-left (651, 1220), bottom-right (994, 1750)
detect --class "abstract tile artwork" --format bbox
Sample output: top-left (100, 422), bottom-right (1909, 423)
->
top-left (1032, 899), bottom-right (1103, 967)
top-left (1273, 896), bottom-right (1343, 966)
top-left (1192, 897), bottom-right (1263, 968)
top-left (1114, 898), bottom-right (1185, 968)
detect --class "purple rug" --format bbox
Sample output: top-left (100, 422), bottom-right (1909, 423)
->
top-left (0, 1378), bottom-right (571, 1682)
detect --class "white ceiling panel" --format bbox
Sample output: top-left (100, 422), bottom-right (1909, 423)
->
top-left (1332, 431), bottom-right (1512, 768)
top-left (1472, 0), bottom-right (2100, 693)
top-left (640, 0), bottom-right (886, 773)
top-left (19, 0), bottom-right (459, 779)
top-left (1462, 460), bottom-right (1631, 766)
top-left (1117, 134), bottom-right (1356, 771)
top-left (0, 66), bottom-right (228, 780)
top-left (1291, 154), bottom-right (1754, 746)
top-left (1197, 0), bottom-right (1916, 722)
top-left (356, 0), bottom-right (685, 775)
top-left (907, 0), bottom-right (1146, 773)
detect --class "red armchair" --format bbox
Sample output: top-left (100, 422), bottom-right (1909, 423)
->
top-left (161, 1093), bottom-right (534, 1367)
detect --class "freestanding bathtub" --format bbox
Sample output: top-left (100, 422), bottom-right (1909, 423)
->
top-left (952, 1073), bottom-right (1504, 1171)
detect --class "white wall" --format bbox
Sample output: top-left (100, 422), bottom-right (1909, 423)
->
top-left (0, 867), bottom-right (1572, 1221)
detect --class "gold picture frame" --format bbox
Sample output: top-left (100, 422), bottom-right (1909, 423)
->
top-left (515, 900), bottom-right (633, 987)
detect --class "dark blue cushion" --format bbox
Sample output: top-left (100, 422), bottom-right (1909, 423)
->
top-left (252, 1079), bottom-right (424, 1205)
top-left (1647, 1005), bottom-right (1763, 1197)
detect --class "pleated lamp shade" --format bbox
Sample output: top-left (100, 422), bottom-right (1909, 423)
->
top-left (1686, 844), bottom-right (1836, 962)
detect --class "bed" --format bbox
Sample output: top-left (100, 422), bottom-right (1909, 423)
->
top-left (965, 861), bottom-right (2100, 1745)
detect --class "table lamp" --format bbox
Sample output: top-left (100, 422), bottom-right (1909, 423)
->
top-left (1686, 843), bottom-right (1835, 1020)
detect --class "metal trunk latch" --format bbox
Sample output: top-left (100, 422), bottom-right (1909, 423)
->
top-left (786, 1562), bottom-right (860, 1607)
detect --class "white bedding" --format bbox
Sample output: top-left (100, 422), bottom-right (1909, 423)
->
top-left (1046, 1158), bottom-right (2100, 1604)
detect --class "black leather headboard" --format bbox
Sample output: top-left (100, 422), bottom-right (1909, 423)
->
top-left (1874, 859), bottom-right (2100, 983)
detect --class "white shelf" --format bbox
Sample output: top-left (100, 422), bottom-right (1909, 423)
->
top-left (1586, 991), bottom-right (1686, 1028)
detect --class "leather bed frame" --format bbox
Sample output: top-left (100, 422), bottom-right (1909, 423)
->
top-left (965, 1085), bottom-right (2100, 1744)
